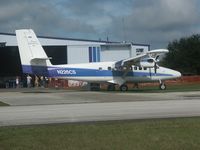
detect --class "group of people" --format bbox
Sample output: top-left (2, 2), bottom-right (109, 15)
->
top-left (15, 75), bottom-right (49, 88)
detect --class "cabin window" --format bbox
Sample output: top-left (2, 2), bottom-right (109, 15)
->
top-left (147, 59), bottom-right (154, 63)
top-left (134, 66), bottom-right (137, 70)
top-left (108, 67), bottom-right (112, 70)
top-left (139, 67), bottom-right (142, 70)
top-left (143, 67), bottom-right (147, 70)
top-left (123, 66), bottom-right (127, 70)
top-left (99, 67), bottom-right (102, 70)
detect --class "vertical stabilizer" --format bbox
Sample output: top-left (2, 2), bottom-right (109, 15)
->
top-left (16, 29), bottom-right (52, 75)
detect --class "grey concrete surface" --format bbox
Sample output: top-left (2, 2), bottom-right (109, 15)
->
top-left (0, 88), bottom-right (200, 106)
top-left (0, 88), bottom-right (200, 126)
top-left (1, 99), bottom-right (200, 126)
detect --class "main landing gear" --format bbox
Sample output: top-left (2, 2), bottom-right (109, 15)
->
top-left (107, 84), bottom-right (128, 91)
top-left (107, 84), bottom-right (116, 91)
top-left (119, 84), bottom-right (128, 91)
top-left (90, 83), bottom-right (100, 91)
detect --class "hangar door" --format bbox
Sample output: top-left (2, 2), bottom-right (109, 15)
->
top-left (0, 46), bottom-right (22, 76)
top-left (0, 46), bottom-right (67, 77)
top-left (100, 45), bottom-right (131, 62)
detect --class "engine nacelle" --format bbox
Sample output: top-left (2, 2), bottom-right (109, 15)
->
top-left (139, 58), bottom-right (155, 68)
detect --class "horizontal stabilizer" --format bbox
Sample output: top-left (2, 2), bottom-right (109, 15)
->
top-left (31, 57), bottom-right (52, 61)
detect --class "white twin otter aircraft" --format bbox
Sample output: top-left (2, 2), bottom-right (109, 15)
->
top-left (16, 29), bottom-right (181, 91)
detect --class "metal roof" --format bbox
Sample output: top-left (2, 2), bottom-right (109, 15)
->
top-left (0, 32), bottom-right (113, 43)
top-left (0, 32), bottom-right (150, 47)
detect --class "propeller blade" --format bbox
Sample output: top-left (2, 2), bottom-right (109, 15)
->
top-left (153, 56), bottom-right (160, 74)
top-left (154, 63), bottom-right (157, 74)
top-left (155, 55), bottom-right (159, 61)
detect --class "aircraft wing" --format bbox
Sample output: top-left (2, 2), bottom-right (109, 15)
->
top-left (115, 49), bottom-right (169, 68)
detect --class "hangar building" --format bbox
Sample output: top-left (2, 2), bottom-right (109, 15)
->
top-left (0, 32), bottom-right (150, 87)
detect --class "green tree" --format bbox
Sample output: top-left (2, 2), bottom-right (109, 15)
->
top-left (163, 34), bottom-right (200, 75)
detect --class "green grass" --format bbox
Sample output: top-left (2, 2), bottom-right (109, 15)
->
top-left (167, 84), bottom-right (200, 91)
top-left (1, 118), bottom-right (200, 150)
top-left (0, 101), bottom-right (9, 106)
top-left (100, 83), bottom-right (200, 93)
top-left (127, 83), bottom-right (200, 93)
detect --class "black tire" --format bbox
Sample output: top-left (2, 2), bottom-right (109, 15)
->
top-left (120, 84), bottom-right (128, 91)
top-left (90, 83), bottom-right (100, 91)
top-left (159, 83), bottom-right (166, 90)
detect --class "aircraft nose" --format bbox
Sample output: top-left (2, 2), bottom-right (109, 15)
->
top-left (175, 71), bottom-right (181, 78)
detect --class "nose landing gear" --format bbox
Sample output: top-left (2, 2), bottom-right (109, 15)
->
top-left (159, 80), bottom-right (166, 90)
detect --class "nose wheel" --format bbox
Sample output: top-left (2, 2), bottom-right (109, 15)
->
top-left (159, 82), bottom-right (166, 90)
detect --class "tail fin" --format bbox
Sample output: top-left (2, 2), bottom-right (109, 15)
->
top-left (16, 29), bottom-right (52, 75)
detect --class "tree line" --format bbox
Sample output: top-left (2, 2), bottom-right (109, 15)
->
top-left (162, 34), bottom-right (200, 75)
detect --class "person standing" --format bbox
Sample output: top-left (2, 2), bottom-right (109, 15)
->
top-left (34, 75), bottom-right (39, 87)
top-left (40, 76), bottom-right (44, 88)
top-left (27, 75), bottom-right (32, 88)
top-left (16, 76), bottom-right (20, 88)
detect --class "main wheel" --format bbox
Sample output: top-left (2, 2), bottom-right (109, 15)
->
top-left (159, 83), bottom-right (166, 90)
top-left (90, 83), bottom-right (100, 91)
top-left (120, 84), bottom-right (128, 91)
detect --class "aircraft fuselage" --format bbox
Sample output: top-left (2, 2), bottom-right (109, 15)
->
top-left (22, 61), bottom-right (181, 85)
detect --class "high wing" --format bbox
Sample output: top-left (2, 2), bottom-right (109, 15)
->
top-left (115, 49), bottom-right (169, 68)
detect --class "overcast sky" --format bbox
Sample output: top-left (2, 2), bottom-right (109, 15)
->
top-left (0, 0), bottom-right (200, 48)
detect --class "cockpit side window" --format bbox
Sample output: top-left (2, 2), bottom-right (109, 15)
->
top-left (108, 67), bottom-right (112, 70)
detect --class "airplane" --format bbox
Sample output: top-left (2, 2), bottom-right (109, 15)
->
top-left (15, 29), bottom-right (181, 91)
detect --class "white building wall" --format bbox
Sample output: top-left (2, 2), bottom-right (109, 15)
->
top-left (100, 44), bottom-right (131, 62)
top-left (101, 49), bottom-right (130, 62)
top-left (67, 45), bottom-right (90, 64)
top-left (131, 45), bottom-right (149, 56)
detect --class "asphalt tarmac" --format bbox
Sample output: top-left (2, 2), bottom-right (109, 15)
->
top-left (0, 88), bottom-right (200, 126)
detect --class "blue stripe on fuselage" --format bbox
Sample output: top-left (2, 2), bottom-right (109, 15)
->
top-left (22, 65), bottom-right (173, 77)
